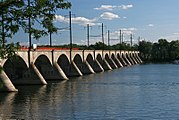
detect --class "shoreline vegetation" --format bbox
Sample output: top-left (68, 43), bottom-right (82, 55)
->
top-left (38, 39), bottom-right (179, 64)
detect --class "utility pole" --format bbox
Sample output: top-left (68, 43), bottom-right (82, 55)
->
top-left (102, 23), bottom-right (104, 50)
top-left (87, 24), bottom-right (90, 47)
top-left (130, 34), bottom-right (133, 46)
top-left (28, 0), bottom-right (31, 67)
top-left (49, 32), bottom-right (52, 47)
top-left (28, 0), bottom-right (32, 51)
top-left (49, 10), bottom-right (52, 47)
top-left (138, 36), bottom-right (140, 45)
top-left (108, 30), bottom-right (110, 47)
top-left (1, 1), bottom-right (5, 48)
top-left (69, 11), bottom-right (72, 52)
top-left (119, 30), bottom-right (122, 44)
top-left (122, 33), bottom-right (124, 43)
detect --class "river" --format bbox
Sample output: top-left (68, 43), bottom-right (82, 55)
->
top-left (1, 64), bottom-right (179, 120)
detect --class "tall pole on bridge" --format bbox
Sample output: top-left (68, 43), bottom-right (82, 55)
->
top-left (69, 11), bottom-right (73, 62)
top-left (87, 24), bottom-right (90, 47)
top-left (119, 29), bottom-right (122, 44)
top-left (102, 23), bottom-right (104, 50)
top-left (28, 0), bottom-right (32, 67)
top-left (130, 34), bottom-right (133, 47)
top-left (69, 11), bottom-right (72, 52)
top-left (108, 30), bottom-right (110, 48)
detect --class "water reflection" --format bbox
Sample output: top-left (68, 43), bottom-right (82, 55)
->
top-left (1, 64), bottom-right (179, 119)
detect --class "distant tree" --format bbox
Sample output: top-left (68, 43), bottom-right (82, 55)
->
top-left (138, 40), bottom-right (153, 61)
top-left (169, 40), bottom-right (179, 60)
top-left (89, 42), bottom-right (108, 50)
top-left (158, 39), bottom-right (169, 61)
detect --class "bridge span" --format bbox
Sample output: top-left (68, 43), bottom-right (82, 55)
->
top-left (0, 50), bottom-right (142, 92)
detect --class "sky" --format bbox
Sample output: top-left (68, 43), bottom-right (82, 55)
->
top-left (10, 0), bottom-right (179, 46)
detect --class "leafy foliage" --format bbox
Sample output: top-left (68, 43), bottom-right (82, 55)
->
top-left (0, 0), bottom-right (71, 73)
top-left (138, 39), bottom-right (179, 62)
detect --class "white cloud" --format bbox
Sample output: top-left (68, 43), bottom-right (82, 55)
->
top-left (100, 12), bottom-right (119, 20)
top-left (148, 24), bottom-right (154, 27)
top-left (94, 4), bottom-right (133, 11)
top-left (55, 12), bottom-right (119, 26)
top-left (72, 17), bottom-right (97, 26)
top-left (111, 28), bottom-right (137, 37)
top-left (120, 4), bottom-right (133, 10)
top-left (173, 32), bottom-right (179, 35)
top-left (159, 32), bottom-right (179, 41)
top-left (94, 5), bottom-right (115, 11)
top-left (55, 15), bottom-right (98, 26)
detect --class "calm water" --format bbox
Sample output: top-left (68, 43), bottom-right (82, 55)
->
top-left (1, 64), bottom-right (179, 120)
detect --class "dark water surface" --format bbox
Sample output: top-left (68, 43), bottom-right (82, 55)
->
top-left (1, 64), bottom-right (179, 120)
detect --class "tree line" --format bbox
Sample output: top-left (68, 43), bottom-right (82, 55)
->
top-left (138, 39), bottom-right (179, 63)
top-left (48, 39), bottom-right (179, 63)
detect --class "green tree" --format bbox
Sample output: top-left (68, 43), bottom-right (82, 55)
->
top-left (138, 40), bottom-right (153, 61)
top-left (0, 0), bottom-right (71, 56)
top-left (158, 39), bottom-right (169, 61)
top-left (89, 42), bottom-right (108, 50)
top-left (169, 40), bottom-right (179, 60)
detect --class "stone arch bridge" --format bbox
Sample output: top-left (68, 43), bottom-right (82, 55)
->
top-left (0, 50), bottom-right (142, 92)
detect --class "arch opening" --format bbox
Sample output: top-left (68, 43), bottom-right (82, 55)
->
top-left (57, 54), bottom-right (71, 76)
top-left (3, 56), bottom-right (28, 83)
top-left (34, 55), bottom-right (54, 80)
top-left (73, 54), bottom-right (83, 73)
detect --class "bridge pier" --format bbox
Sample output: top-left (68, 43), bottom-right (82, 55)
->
top-left (68, 61), bottom-right (83, 77)
top-left (127, 54), bottom-right (135, 65)
top-left (54, 62), bottom-right (68, 80)
top-left (137, 54), bottom-right (143, 63)
top-left (117, 55), bottom-right (127, 66)
top-left (134, 54), bottom-right (141, 64)
top-left (91, 60), bottom-right (104, 73)
top-left (112, 56), bottom-right (123, 68)
top-left (106, 58), bottom-right (118, 69)
top-left (83, 61), bottom-right (95, 74)
top-left (31, 63), bottom-right (47, 85)
top-left (132, 55), bottom-right (139, 64)
top-left (123, 55), bottom-right (132, 66)
top-left (101, 59), bottom-right (112, 71)
top-left (0, 70), bottom-right (18, 92)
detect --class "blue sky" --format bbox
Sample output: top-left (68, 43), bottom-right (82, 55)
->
top-left (11, 0), bottom-right (179, 46)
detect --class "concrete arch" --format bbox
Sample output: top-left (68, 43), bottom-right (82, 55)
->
top-left (57, 54), bottom-right (70, 75)
top-left (33, 53), bottom-right (52, 65)
top-left (71, 51), bottom-right (83, 62)
top-left (83, 50), bottom-right (94, 62)
top-left (130, 53), bottom-right (138, 64)
top-left (3, 56), bottom-right (28, 82)
top-left (86, 54), bottom-right (94, 65)
top-left (96, 54), bottom-right (111, 70)
top-left (111, 53), bottom-right (116, 61)
top-left (117, 53), bottom-right (126, 66)
top-left (34, 55), bottom-right (53, 80)
top-left (111, 53), bottom-right (122, 68)
top-left (105, 54), bottom-right (117, 69)
top-left (73, 54), bottom-right (83, 63)
top-left (96, 54), bottom-right (103, 65)
top-left (121, 53), bottom-right (130, 65)
top-left (126, 53), bottom-right (134, 65)
top-left (73, 54), bottom-right (83, 72)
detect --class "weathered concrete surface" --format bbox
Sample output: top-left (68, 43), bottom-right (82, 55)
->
top-left (0, 50), bottom-right (142, 92)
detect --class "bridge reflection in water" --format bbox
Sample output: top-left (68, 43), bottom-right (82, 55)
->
top-left (0, 50), bottom-right (142, 92)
